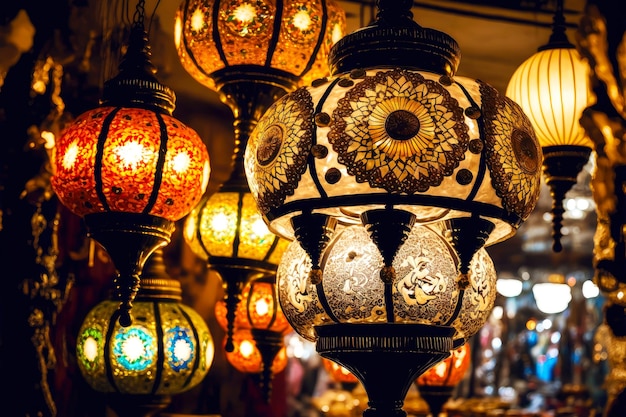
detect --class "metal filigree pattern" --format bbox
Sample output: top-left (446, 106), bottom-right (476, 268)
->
top-left (451, 248), bottom-right (496, 341)
top-left (277, 241), bottom-right (329, 342)
top-left (479, 80), bottom-right (542, 220)
top-left (246, 87), bottom-right (315, 214)
top-left (328, 68), bottom-right (469, 193)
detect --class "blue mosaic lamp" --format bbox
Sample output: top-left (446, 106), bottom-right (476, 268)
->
top-left (75, 249), bottom-right (214, 417)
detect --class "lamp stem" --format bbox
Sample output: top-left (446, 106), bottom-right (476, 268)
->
top-left (251, 329), bottom-right (284, 403)
top-left (84, 213), bottom-right (174, 327)
top-left (417, 385), bottom-right (455, 417)
top-left (374, 0), bottom-right (417, 27)
top-left (539, 0), bottom-right (573, 50)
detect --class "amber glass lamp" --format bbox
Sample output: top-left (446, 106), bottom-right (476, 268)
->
top-left (215, 276), bottom-right (291, 400)
top-left (179, 0), bottom-right (345, 354)
top-left (506, 0), bottom-right (594, 252)
top-left (323, 357), bottom-right (359, 387)
top-left (223, 329), bottom-right (288, 377)
top-left (51, 4), bottom-right (210, 326)
top-left (416, 343), bottom-right (471, 417)
top-left (76, 250), bottom-right (214, 417)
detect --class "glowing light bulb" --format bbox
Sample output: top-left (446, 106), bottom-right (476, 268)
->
top-left (255, 299), bottom-right (269, 316)
top-left (191, 8), bottom-right (205, 32)
top-left (172, 152), bottom-right (191, 173)
top-left (83, 337), bottom-right (98, 362)
top-left (292, 10), bottom-right (311, 31)
top-left (116, 141), bottom-right (148, 170)
top-left (240, 339), bottom-right (255, 358)
top-left (234, 3), bottom-right (256, 24)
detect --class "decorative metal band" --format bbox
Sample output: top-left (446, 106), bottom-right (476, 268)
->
top-left (152, 302), bottom-right (165, 395)
top-left (329, 26), bottom-right (460, 76)
top-left (94, 108), bottom-right (121, 211)
top-left (316, 334), bottom-right (453, 353)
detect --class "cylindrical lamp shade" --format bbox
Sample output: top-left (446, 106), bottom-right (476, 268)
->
top-left (224, 330), bottom-right (288, 374)
top-left (175, 0), bottom-right (346, 91)
top-left (506, 47), bottom-right (594, 148)
top-left (52, 107), bottom-right (210, 222)
top-left (276, 224), bottom-right (497, 344)
top-left (76, 300), bottom-right (214, 394)
top-left (183, 190), bottom-right (288, 264)
top-left (416, 343), bottom-right (471, 387)
top-left (245, 68), bottom-right (542, 246)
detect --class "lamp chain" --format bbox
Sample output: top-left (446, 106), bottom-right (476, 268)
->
top-left (375, 0), bottom-right (415, 26)
top-left (132, 0), bottom-right (146, 30)
top-left (540, 0), bottom-right (572, 50)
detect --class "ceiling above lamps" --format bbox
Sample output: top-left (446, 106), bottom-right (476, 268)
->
top-left (506, 0), bottom-right (595, 253)
top-left (177, 0), bottom-right (346, 354)
top-left (50, 0), bottom-right (210, 327)
top-left (245, 0), bottom-right (543, 414)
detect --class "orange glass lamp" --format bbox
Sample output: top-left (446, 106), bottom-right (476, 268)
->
top-left (216, 276), bottom-right (291, 401)
top-left (416, 343), bottom-right (471, 417)
top-left (323, 357), bottom-right (359, 389)
top-left (506, 0), bottom-right (594, 252)
top-left (223, 329), bottom-right (288, 376)
top-left (76, 249), bottom-right (215, 417)
top-left (178, 0), bottom-right (346, 355)
top-left (51, 4), bottom-right (210, 327)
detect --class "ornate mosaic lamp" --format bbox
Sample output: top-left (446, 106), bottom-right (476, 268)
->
top-left (215, 276), bottom-right (291, 400)
top-left (415, 343), bottom-right (471, 417)
top-left (177, 0), bottom-right (346, 352)
top-left (506, 0), bottom-right (594, 252)
top-left (277, 223), bottom-right (497, 416)
top-left (246, 1), bottom-right (541, 415)
top-left (51, 2), bottom-right (210, 327)
top-left (75, 249), bottom-right (214, 417)
top-left (245, 2), bottom-right (541, 292)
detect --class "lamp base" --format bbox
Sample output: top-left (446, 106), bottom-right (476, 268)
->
top-left (84, 212), bottom-right (175, 326)
top-left (107, 394), bottom-right (171, 417)
top-left (315, 323), bottom-right (454, 417)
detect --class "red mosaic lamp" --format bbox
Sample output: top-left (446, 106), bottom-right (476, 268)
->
top-left (51, 2), bottom-right (210, 327)
top-left (416, 343), bottom-right (471, 417)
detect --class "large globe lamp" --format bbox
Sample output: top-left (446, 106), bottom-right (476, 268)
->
top-left (246, 1), bottom-right (540, 415)
top-left (52, 4), bottom-right (210, 326)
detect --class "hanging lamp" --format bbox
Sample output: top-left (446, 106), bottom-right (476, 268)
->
top-left (246, 0), bottom-right (541, 414)
top-left (177, 0), bottom-right (346, 352)
top-left (51, 1), bottom-right (210, 326)
top-left (506, 0), bottom-right (594, 252)
top-left (215, 275), bottom-right (291, 401)
top-left (75, 249), bottom-right (214, 417)
top-left (245, 0), bottom-right (541, 293)
top-left (415, 343), bottom-right (471, 417)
